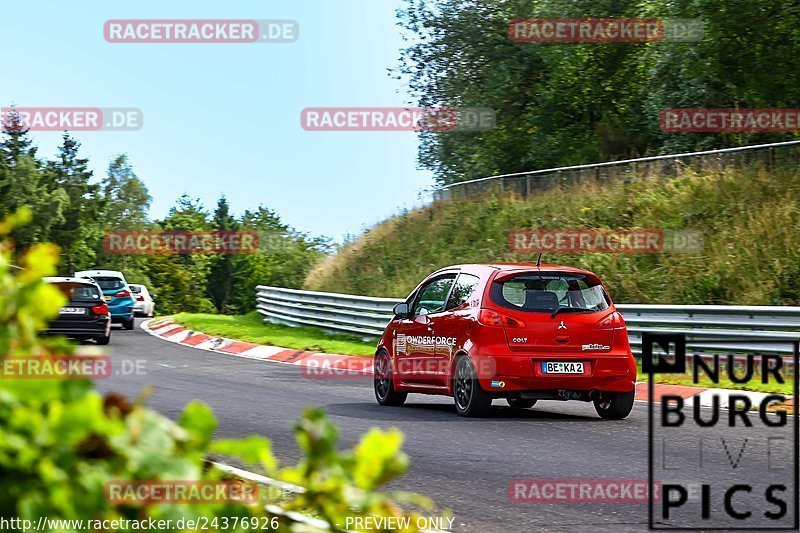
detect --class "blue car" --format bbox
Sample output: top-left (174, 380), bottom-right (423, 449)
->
top-left (74, 270), bottom-right (135, 330)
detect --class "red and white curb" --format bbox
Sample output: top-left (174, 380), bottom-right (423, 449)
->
top-left (142, 318), bottom-right (793, 410)
top-left (634, 382), bottom-right (793, 410)
top-left (142, 317), bottom-right (374, 375)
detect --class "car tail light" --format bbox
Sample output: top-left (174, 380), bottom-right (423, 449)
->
top-left (597, 311), bottom-right (624, 328)
top-left (114, 290), bottom-right (131, 298)
top-left (92, 304), bottom-right (110, 316)
top-left (136, 295), bottom-right (144, 301)
top-left (478, 309), bottom-right (526, 328)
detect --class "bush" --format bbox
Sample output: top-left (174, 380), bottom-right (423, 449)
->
top-left (0, 211), bottom-right (436, 531)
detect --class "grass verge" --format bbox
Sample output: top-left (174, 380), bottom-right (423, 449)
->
top-left (167, 313), bottom-right (795, 395)
top-left (171, 311), bottom-right (376, 357)
top-left (304, 166), bottom-right (800, 306)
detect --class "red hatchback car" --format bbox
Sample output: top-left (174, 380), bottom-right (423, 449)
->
top-left (374, 264), bottom-right (637, 418)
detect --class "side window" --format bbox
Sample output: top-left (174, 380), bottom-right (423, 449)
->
top-left (445, 274), bottom-right (480, 310)
top-left (411, 275), bottom-right (456, 317)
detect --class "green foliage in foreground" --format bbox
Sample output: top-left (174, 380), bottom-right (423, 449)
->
top-left (305, 167), bottom-right (800, 306)
top-left (172, 312), bottom-right (376, 357)
top-left (0, 211), bottom-right (435, 531)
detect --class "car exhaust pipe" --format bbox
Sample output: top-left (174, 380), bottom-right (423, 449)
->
top-left (556, 389), bottom-right (583, 401)
top-left (556, 389), bottom-right (599, 402)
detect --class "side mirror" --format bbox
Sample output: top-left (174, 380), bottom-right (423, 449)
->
top-left (393, 302), bottom-right (411, 319)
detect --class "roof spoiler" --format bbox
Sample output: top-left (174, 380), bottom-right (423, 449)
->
top-left (492, 270), bottom-right (603, 285)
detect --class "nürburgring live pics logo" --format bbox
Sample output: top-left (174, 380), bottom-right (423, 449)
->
top-left (645, 332), bottom-right (799, 530)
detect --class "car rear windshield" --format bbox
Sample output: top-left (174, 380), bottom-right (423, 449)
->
top-left (51, 282), bottom-right (102, 302)
top-left (129, 285), bottom-right (141, 293)
top-left (93, 277), bottom-right (124, 290)
top-left (490, 272), bottom-right (611, 314)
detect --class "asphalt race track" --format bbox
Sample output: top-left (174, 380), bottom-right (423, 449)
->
top-left (95, 322), bottom-right (795, 533)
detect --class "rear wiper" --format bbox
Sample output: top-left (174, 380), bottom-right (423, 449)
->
top-left (550, 307), bottom-right (594, 319)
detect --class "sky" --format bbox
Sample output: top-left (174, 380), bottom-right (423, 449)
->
top-left (0, 0), bottom-right (433, 241)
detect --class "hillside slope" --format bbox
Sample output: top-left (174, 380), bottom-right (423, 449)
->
top-left (304, 168), bottom-right (800, 305)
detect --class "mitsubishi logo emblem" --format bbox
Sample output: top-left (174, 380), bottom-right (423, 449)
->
top-left (558, 320), bottom-right (567, 330)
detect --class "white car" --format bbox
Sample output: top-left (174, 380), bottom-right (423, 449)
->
top-left (129, 284), bottom-right (155, 317)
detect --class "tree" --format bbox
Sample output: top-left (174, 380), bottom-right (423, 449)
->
top-left (230, 206), bottom-right (329, 313)
top-left (94, 154), bottom-right (153, 287)
top-left (0, 109), bottom-right (61, 250)
top-left (147, 195), bottom-right (215, 314)
top-left (207, 196), bottom-right (238, 314)
top-left (46, 133), bottom-right (103, 273)
top-left (0, 106), bottom-right (38, 167)
top-left (396, 0), bottom-right (800, 186)
top-left (0, 155), bottom-right (66, 250)
top-left (102, 154), bottom-right (151, 229)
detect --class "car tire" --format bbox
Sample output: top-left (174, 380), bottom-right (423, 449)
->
top-left (594, 390), bottom-right (635, 420)
top-left (374, 350), bottom-right (407, 406)
top-left (453, 355), bottom-right (493, 417)
top-left (96, 334), bottom-right (111, 345)
top-left (122, 317), bottom-right (134, 330)
top-left (507, 397), bottom-right (537, 409)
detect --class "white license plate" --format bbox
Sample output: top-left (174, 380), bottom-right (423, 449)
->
top-left (60, 307), bottom-right (85, 315)
top-left (542, 361), bottom-right (584, 374)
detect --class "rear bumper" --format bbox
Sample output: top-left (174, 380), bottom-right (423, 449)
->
top-left (133, 302), bottom-right (153, 316)
top-left (109, 303), bottom-right (134, 322)
top-left (45, 318), bottom-right (110, 338)
top-left (473, 352), bottom-right (637, 395)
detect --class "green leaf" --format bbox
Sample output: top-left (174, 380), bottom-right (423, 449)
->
top-left (179, 401), bottom-right (217, 449)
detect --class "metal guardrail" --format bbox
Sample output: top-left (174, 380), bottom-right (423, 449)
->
top-left (256, 285), bottom-right (800, 359)
top-left (211, 462), bottom-right (332, 531)
top-left (212, 461), bottom-right (446, 533)
top-left (432, 140), bottom-right (800, 201)
top-left (256, 285), bottom-right (399, 337)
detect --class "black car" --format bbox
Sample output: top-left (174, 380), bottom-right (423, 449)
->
top-left (44, 277), bottom-right (112, 345)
